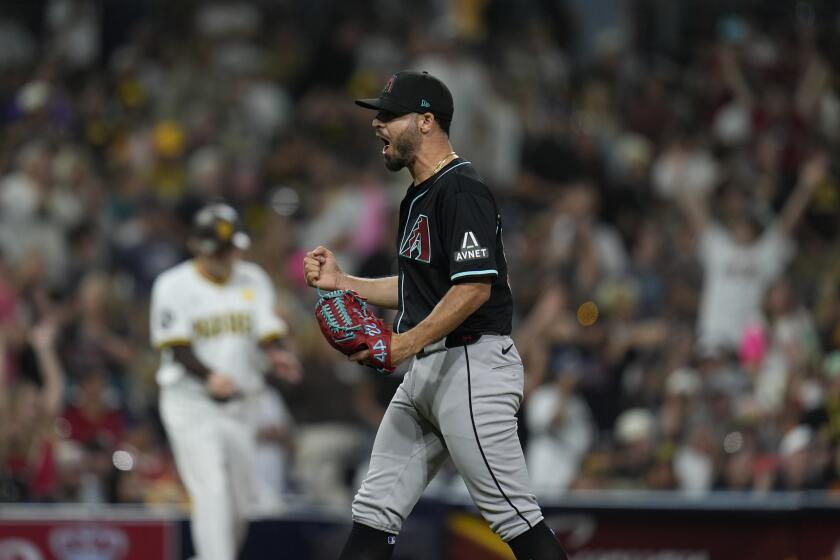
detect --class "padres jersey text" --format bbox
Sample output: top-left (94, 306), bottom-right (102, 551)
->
top-left (150, 260), bottom-right (286, 394)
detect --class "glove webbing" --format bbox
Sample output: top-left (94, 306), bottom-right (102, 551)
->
top-left (316, 289), bottom-right (366, 343)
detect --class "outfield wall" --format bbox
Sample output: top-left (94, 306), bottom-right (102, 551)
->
top-left (1, 493), bottom-right (838, 559)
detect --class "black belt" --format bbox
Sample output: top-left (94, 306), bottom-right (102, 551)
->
top-left (445, 331), bottom-right (505, 348)
top-left (417, 332), bottom-right (506, 358)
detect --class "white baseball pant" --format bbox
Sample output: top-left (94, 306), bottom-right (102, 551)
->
top-left (160, 383), bottom-right (257, 560)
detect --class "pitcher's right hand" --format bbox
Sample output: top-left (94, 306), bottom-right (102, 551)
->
top-left (304, 246), bottom-right (345, 291)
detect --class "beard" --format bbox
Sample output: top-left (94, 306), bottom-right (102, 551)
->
top-left (384, 121), bottom-right (421, 171)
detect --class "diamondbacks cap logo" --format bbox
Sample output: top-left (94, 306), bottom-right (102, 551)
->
top-left (383, 75), bottom-right (396, 95)
top-left (400, 214), bottom-right (431, 263)
top-left (454, 231), bottom-right (488, 262)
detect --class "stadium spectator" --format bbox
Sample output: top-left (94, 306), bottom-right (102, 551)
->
top-left (0, 321), bottom-right (65, 501)
top-left (525, 351), bottom-right (595, 495)
top-left (677, 152), bottom-right (827, 354)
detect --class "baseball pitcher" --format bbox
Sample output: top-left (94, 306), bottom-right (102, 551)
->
top-left (305, 71), bottom-right (567, 560)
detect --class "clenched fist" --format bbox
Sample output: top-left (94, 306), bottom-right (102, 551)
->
top-left (303, 246), bottom-right (345, 291)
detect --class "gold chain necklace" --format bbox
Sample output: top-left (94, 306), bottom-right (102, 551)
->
top-left (431, 152), bottom-right (458, 175)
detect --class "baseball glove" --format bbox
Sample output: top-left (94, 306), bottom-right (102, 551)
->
top-left (314, 289), bottom-right (394, 374)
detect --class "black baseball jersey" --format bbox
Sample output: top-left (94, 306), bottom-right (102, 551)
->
top-left (394, 158), bottom-right (512, 337)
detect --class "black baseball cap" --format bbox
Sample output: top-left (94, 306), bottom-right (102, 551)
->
top-left (355, 71), bottom-right (454, 121)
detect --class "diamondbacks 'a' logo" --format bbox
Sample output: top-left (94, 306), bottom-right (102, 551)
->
top-left (383, 75), bottom-right (396, 95)
top-left (400, 214), bottom-right (431, 263)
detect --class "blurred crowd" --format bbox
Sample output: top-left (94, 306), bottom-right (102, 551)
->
top-left (3, 0), bottom-right (840, 509)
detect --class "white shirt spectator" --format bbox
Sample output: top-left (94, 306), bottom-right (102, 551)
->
top-left (674, 445), bottom-right (714, 495)
top-left (526, 382), bottom-right (595, 496)
top-left (697, 224), bottom-right (794, 351)
top-left (47, 0), bottom-right (100, 69)
top-left (754, 307), bottom-right (818, 412)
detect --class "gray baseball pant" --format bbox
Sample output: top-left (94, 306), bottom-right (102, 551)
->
top-left (351, 335), bottom-right (544, 542)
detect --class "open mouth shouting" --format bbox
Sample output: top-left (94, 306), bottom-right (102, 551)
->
top-left (378, 134), bottom-right (391, 155)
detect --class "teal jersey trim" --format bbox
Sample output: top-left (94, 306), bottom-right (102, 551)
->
top-left (451, 269), bottom-right (498, 281)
